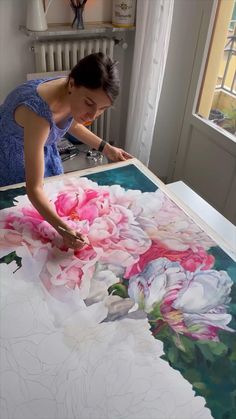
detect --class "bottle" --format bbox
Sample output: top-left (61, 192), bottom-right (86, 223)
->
top-left (112, 0), bottom-right (136, 28)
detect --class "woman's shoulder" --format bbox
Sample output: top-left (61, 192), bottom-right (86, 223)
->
top-left (3, 79), bottom-right (53, 123)
top-left (3, 79), bottom-right (44, 104)
top-left (4, 77), bottom-right (60, 102)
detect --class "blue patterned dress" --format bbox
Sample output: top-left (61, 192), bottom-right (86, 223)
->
top-left (0, 79), bottom-right (73, 186)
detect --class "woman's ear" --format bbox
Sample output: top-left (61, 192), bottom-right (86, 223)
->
top-left (68, 78), bottom-right (74, 95)
top-left (69, 78), bottom-right (75, 90)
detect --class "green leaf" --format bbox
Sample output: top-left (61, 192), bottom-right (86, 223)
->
top-left (193, 381), bottom-right (208, 391)
top-left (229, 350), bottom-right (236, 361)
top-left (0, 251), bottom-right (22, 271)
top-left (197, 342), bottom-right (215, 362)
top-left (149, 302), bottom-right (162, 321)
top-left (167, 346), bottom-right (179, 364)
top-left (108, 283), bottom-right (128, 298)
top-left (204, 340), bottom-right (228, 356)
top-left (173, 334), bottom-right (187, 352)
top-left (196, 340), bottom-right (227, 361)
top-left (172, 334), bottom-right (197, 356)
top-left (184, 368), bottom-right (201, 383)
top-left (150, 322), bottom-right (169, 339)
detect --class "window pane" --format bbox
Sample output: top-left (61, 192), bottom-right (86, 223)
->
top-left (197, 0), bottom-right (236, 138)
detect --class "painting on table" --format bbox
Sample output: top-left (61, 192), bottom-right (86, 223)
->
top-left (0, 160), bottom-right (235, 419)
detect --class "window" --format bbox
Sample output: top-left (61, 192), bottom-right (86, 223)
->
top-left (197, 0), bottom-right (236, 138)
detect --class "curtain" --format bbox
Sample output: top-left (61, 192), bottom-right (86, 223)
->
top-left (125, 0), bottom-right (174, 165)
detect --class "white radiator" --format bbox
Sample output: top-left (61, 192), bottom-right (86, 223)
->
top-left (28, 38), bottom-right (115, 141)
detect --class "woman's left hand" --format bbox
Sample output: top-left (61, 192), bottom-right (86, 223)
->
top-left (103, 143), bottom-right (133, 162)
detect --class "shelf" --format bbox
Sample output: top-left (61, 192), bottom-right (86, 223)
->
top-left (19, 23), bottom-right (135, 40)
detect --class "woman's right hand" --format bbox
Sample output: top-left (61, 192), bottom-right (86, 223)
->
top-left (59, 227), bottom-right (87, 250)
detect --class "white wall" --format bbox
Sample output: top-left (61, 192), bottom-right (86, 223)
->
top-left (0, 0), bottom-right (133, 145)
top-left (0, 0), bottom-right (114, 102)
top-left (0, 0), bottom-right (34, 102)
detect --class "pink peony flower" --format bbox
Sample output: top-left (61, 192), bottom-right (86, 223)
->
top-left (55, 187), bottom-right (110, 223)
top-left (181, 247), bottom-right (214, 272)
top-left (0, 230), bottom-right (23, 248)
top-left (128, 258), bottom-right (233, 341)
top-left (125, 241), bottom-right (215, 278)
top-left (135, 190), bottom-right (215, 251)
top-left (3, 205), bottom-right (57, 244)
top-left (39, 246), bottom-right (99, 302)
top-left (0, 176), bottom-right (224, 329)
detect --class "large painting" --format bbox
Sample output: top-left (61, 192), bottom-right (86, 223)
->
top-left (0, 160), bottom-right (235, 419)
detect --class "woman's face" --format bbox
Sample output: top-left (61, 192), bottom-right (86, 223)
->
top-left (68, 80), bottom-right (112, 124)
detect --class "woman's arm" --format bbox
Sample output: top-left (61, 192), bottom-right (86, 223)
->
top-left (16, 107), bottom-right (84, 249)
top-left (68, 121), bottom-right (133, 161)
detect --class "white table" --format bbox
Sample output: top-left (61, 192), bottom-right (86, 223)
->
top-left (166, 181), bottom-right (236, 259)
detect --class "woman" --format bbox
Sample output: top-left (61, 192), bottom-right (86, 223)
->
top-left (0, 52), bottom-right (132, 249)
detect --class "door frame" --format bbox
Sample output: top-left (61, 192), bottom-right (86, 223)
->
top-left (173, 0), bottom-right (236, 181)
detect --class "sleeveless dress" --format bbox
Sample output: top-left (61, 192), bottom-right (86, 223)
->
top-left (0, 79), bottom-right (73, 187)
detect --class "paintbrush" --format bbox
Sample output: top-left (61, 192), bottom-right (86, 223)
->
top-left (58, 226), bottom-right (88, 244)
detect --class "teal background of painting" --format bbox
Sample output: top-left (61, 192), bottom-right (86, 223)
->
top-left (1, 163), bottom-right (236, 419)
top-left (0, 186), bottom-right (26, 210)
top-left (85, 164), bottom-right (158, 192)
top-left (0, 165), bottom-right (157, 210)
